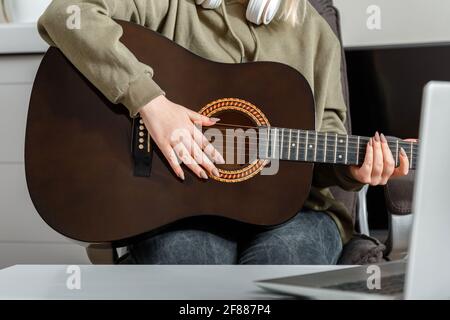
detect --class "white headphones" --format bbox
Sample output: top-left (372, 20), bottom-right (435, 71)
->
top-left (195, 0), bottom-right (282, 25)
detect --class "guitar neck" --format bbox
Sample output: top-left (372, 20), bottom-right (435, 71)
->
top-left (259, 127), bottom-right (418, 170)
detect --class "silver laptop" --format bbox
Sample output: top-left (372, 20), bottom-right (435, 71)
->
top-left (256, 82), bottom-right (450, 300)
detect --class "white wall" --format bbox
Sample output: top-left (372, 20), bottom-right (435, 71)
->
top-left (334, 0), bottom-right (450, 48)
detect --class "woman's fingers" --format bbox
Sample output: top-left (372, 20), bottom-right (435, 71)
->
top-left (192, 126), bottom-right (225, 164)
top-left (380, 133), bottom-right (395, 185)
top-left (394, 138), bottom-right (416, 177)
top-left (350, 133), bottom-right (415, 185)
top-left (173, 142), bottom-right (209, 180)
top-left (182, 135), bottom-right (220, 178)
top-left (350, 138), bottom-right (373, 184)
top-left (371, 132), bottom-right (384, 185)
top-left (161, 146), bottom-right (185, 181)
top-left (393, 147), bottom-right (410, 177)
top-left (350, 133), bottom-right (414, 185)
top-left (186, 108), bottom-right (220, 127)
top-left (188, 109), bottom-right (225, 164)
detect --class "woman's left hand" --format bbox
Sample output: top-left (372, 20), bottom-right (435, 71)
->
top-left (349, 132), bottom-right (416, 186)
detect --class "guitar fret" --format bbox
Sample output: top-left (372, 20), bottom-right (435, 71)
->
top-left (271, 128), bottom-right (277, 159)
top-left (280, 128), bottom-right (285, 160)
top-left (345, 135), bottom-right (349, 164)
top-left (305, 131), bottom-right (309, 161)
top-left (334, 134), bottom-right (338, 163)
top-left (356, 136), bottom-right (360, 165)
top-left (324, 132), bottom-right (328, 163)
top-left (265, 127), bottom-right (271, 159)
top-left (395, 140), bottom-right (399, 167)
top-left (410, 141), bottom-right (413, 169)
top-left (288, 129), bottom-right (292, 160)
top-left (296, 130), bottom-right (300, 160)
top-left (314, 132), bottom-right (318, 162)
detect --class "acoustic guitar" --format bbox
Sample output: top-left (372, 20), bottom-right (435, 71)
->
top-left (25, 21), bottom-right (418, 245)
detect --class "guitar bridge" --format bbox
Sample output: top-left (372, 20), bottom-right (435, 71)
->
top-left (132, 117), bottom-right (153, 177)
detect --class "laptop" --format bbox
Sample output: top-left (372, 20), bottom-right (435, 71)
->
top-left (256, 82), bottom-right (450, 300)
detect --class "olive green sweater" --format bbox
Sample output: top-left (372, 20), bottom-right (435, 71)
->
top-left (38, 0), bottom-right (364, 243)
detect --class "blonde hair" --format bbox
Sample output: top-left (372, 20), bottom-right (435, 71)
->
top-left (279, 0), bottom-right (304, 25)
top-left (238, 0), bottom-right (306, 25)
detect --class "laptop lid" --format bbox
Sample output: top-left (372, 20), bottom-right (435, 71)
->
top-left (405, 82), bottom-right (450, 299)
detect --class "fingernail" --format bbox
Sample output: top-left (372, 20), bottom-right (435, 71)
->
top-left (400, 147), bottom-right (407, 157)
top-left (212, 168), bottom-right (221, 178)
top-left (380, 133), bottom-right (387, 143)
top-left (210, 118), bottom-right (221, 123)
top-left (374, 132), bottom-right (380, 142)
top-left (178, 171), bottom-right (185, 181)
top-left (217, 153), bottom-right (225, 164)
top-left (200, 171), bottom-right (209, 180)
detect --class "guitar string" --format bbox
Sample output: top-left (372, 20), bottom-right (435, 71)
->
top-left (190, 129), bottom-right (419, 154)
top-left (177, 135), bottom-right (419, 155)
top-left (175, 138), bottom-right (417, 165)
top-left (193, 140), bottom-right (418, 154)
top-left (183, 139), bottom-right (419, 156)
top-left (182, 142), bottom-right (418, 159)
top-left (151, 120), bottom-right (417, 148)
top-left (197, 148), bottom-right (418, 160)
top-left (200, 130), bottom-right (418, 149)
top-left (185, 150), bottom-right (416, 167)
top-left (202, 124), bottom-right (419, 147)
top-left (198, 129), bottom-right (418, 147)
top-left (211, 123), bottom-right (420, 142)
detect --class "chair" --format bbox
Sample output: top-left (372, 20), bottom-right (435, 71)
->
top-left (383, 174), bottom-right (415, 258)
top-left (312, 0), bottom-right (415, 263)
top-left (86, 0), bottom-right (415, 265)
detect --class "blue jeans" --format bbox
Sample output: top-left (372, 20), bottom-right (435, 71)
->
top-left (125, 210), bottom-right (343, 265)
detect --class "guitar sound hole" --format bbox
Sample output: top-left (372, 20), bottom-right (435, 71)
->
top-left (203, 110), bottom-right (258, 171)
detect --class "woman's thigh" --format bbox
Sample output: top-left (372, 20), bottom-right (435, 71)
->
top-left (127, 217), bottom-right (239, 264)
top-left (238, 210), bottom-right (343, 265)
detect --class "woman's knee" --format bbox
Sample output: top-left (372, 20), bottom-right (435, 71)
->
top-left (129, 229), bottom-right (237, 264)
top-left (239, 211), bottom-right (343, 265)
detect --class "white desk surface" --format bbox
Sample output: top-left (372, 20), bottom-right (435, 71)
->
top-left (0, 265), bottom-right (351, 300)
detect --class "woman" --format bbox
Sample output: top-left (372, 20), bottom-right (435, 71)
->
top-left (38, 0), bottom-right (410, 264)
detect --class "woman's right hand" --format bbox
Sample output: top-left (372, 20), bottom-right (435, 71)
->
top-left (139, 95), bottom-right (224, 181)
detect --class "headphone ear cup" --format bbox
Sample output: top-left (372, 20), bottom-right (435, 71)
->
top-left (262, 0), bottom-right (281, 24)
top-left (196, 0), bottom-right (223, 9)
top-left (246, 0), bottom-right (281, 25)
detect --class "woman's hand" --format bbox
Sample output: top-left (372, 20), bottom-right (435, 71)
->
top-left (349, 132), bottom-right (415, 186)
top-left (139, 95), bottom-right (224, 180)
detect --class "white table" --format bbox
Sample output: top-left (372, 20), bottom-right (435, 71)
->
top-left (0, 265), bottom-right (349, 300)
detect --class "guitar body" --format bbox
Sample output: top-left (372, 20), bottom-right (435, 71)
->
top-left (25, 21), bottom-right (315, 244)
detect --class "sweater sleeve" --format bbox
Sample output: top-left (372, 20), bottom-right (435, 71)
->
top-left (38, 0), bottom-right (170, 117)
top-left (312, 41), bottom-right (365, 192)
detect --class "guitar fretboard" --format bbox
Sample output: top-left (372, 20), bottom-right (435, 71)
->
top-left (258, 127), bottom-right (418, 170)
